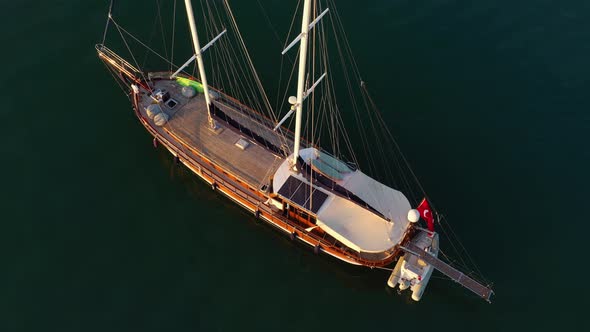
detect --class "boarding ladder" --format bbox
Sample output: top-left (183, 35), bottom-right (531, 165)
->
top-left (401, 243), bottom-right (494, 302)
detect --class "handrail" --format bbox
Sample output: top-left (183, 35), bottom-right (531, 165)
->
top-left (96, 44), bottom-right (142, 75)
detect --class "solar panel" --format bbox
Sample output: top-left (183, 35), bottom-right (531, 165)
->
top-left (277, 176), bottom-right (302, 198)
top-left (277, 176), bottom-right (328, 214)
top-left (308, 189), bottom-right (328, 213)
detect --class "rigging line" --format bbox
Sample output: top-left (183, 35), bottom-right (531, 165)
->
top-left (359, 84), bottom-right (392, 180)
top-left (360, 84), bottom-right (410, 190)
top-left (323, 56), bottom-right (357, 167)
top-left (284, 0), bottom-right (302, 50)
top-left (271, 0), bottom-right (300, 134)
top-left (366, 103), bottom-right (415, 203)
top-left (431, 275), bottom-right (453, 281)
top-left (439, 248), bottom-right (486, 284)
top-left (200, 0), bottom-right (216, 84)
top-left (316, 15), bottom-right (336, 156)
top-left (322, 5), bottom-right (407, 207)
top-left (212, 23), bottom-right (267, 131)
top-left (255, 0), bottom-right (293, 64)
top-left (101, 0), bottom-right (114, 45)
top-left (219, 42), bottom-right (273, 143)
top-left (207, 3), bottom-right (240, 95)
top-left (101, 59), bottom-right (132, 99)
top-left (207, 15), bottom-right (278, 156)
top-left (330, 22), bottom-right (375, 175)
top-left (271, 0), bottom-right (300, 131)
top-left (435, 218), bottom-right (471, 274)
top-left (373, 266), bottom-right (394, 272)
top-left (312, 1), bottom-right (374, 174)
top-left (316, 27), bottom-right (336, 152)
top-left (323, 52), bottom-right (345, 159)
top-left (141, 12), bottom-right (159, 69)
top-left (155, 0), bottom-right (169, 62)
top-left (219, 2), bottom-right (291, 152)
top-left (112, 19), bottom-right (151, 90)
top-left (223, 0), bottom-right (277, 121)
top-left (362, 100), bottom-right (417, 196)
top-left (358, 88), bottom-right (392, 178)
top-left (310, 0), bottom-right (317, 162)
top-left (439, 214), bottom-right (487, 282)
top-left (438, 249), bottom-right (475, 277)
top-left (321, 34), bottom-right (357, 166)
top-left (274, 56), bottom-right (285, 117)
top-left (170, 0), bottom-right (177, 71)
top-left (278, 53), bottom-right (299, 118)
top-left (338, 0), bottom-right (422, 202)
top-left (364, 95), bottom-right (417, 202)
top-left (328, 0), bottom-right (362, 83)
top-left (203, 0), bottom-right (216, 45)
top-left (220, 44), bottom-right (261, 118)
top-left (110, 18), bottom-right (180, 70)
top-left (327, 14), bottom-right (370, 163)
top-left (363, 84), bottom-right (430, 198)
top-left (329, 1), bottom-right (391, 175)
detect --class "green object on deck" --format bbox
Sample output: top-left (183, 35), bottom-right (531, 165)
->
top-left (176, 77), bottom-right (205, 93)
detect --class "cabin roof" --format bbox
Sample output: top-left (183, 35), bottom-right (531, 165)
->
top-left (273, 148), bottom-right (412, 253)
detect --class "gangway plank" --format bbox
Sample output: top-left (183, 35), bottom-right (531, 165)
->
top-left (401, 243), bottom-right (494, 302)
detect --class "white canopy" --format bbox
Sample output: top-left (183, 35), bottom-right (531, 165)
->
top-left (339, 170), bottom-right (412, 233)
top-left (273, 148), bottom-right (412, 254)
top-left (316, 195), bottom-right (399, 253)
top-left (316, 175), bottom-right (411, 253)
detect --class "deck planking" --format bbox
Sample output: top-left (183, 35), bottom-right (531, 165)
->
top-left (139, 79), bottom-right (285, 189)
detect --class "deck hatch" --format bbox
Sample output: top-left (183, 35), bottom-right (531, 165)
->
top-left (277, 176), bottom-right (328, 214)
top-left (235, 138), bottom-right (250, 150)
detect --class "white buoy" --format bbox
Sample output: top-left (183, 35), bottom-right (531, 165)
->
top-left (154, 112), bottom-right (169, 126)
top-left (407, 209), bottom-right (420, 223)
top-left (146, 104), bottom-right (162, 119)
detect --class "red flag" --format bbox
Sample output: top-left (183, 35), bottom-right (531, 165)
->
top-left (417, 198), bottom-right (434, 232)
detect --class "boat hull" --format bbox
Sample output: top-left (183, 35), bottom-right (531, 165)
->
top-left (96, 39), bottom-right (407, 268)
top-left (129, 87), bottom-right (401, 268)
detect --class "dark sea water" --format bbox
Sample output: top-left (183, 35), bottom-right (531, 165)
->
top-left (2, 0), bottom-right (589, 331)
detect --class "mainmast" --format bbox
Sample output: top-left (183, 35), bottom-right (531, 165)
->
top-left (183, 0), bottom-right (216, 129)
top-left (292, 0), bottom-right (312, 168)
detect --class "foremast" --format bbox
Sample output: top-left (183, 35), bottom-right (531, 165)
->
top-left (183, 0), bottom-right (216, 129)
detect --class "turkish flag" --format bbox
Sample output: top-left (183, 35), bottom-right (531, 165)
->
top-left (417, 198), bottom-right (435, 232)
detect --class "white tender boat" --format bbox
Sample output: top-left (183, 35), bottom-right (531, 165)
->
top-left (388, 231), bottom-right (439, 301)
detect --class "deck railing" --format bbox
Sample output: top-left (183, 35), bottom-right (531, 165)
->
top-left (96, 44), bottom-right (142, 76)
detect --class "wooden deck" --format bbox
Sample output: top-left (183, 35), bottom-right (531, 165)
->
top-left (138, 79), bottom-right (285, 189)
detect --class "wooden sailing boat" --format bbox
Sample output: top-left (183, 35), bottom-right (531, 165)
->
top-left (97, 0), bottom-right (493, 302)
